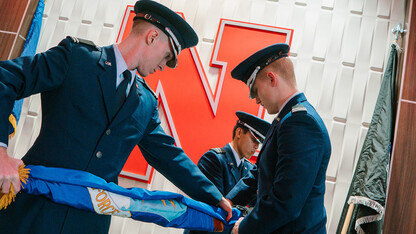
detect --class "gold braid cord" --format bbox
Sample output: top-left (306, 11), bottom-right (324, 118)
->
top-left (0, 165), bottom-right (30, 210)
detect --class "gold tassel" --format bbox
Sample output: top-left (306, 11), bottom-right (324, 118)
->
top-left (0, 165), bottom-right (30, 210)
top-left (8, 114), bottom-right (17, 140)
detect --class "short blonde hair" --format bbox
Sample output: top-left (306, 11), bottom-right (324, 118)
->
top-left (259, 57), bottom-right (297, 88)
top-left (131, 19), bottom-right (155, 35)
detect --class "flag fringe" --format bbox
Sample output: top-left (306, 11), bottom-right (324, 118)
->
top-left (8, 114), bottom-right (17, 139)
top-left (347, 196), bottom-right (385, 234)
top-left (0, 165), bottom-right (30, 210)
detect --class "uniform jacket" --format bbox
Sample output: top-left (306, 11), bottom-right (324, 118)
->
top-left (185, 144), bottom-right (255, 234)
top-left (198, 144), bottom-right (255, 197)
top-left (0, 37), bottom-right (222, 234)
top-left (226, 93), bottom-right (331, 234)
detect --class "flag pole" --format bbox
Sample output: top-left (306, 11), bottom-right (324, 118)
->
top-left (341, 203), bottom-right (355, 234)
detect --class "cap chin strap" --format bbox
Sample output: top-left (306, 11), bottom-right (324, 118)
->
top-left (165, 27), bottom-right (181, 54)
top-left (166, 37), bottom-right (178, 68)
top-left (238, 120), bottom-right (265, 143)
top-left (247, 66), bottom-right (260, 99)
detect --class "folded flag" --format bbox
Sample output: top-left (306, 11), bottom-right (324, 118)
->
top-left (1, 165), bottom-right (241, 232)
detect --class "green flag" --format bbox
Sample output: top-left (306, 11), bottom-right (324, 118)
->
top-left (336, 44), bottom-right (397, 234)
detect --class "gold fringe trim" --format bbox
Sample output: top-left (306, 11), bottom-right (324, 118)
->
top-left (348, 196), bottom-right (385, 234)
top-left (8, 114), bottom-right (17, 140)
top-left (0, 165), bottom-right (30, 210)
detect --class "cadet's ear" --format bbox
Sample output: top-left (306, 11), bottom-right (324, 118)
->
top-left (146, 29), bottom-right (159, 45)
top-left (235, 127), bottom-right (242, 138)
top-left (266, 72), bottom-right (278, 87)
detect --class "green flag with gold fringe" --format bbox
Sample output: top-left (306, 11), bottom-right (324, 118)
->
top-left (336, 44), bottom-right (397, 234)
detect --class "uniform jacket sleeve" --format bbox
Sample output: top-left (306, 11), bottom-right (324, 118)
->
top-left (0, 38), bottom-right (74, 144)
top-left (239, 114), bottom-right (326, 233)
top-left (226, 163), bottom-right (258, 206)
top-left (197, 151), bottom-right (225, 195)
top-left (138, 106), bottom-right (223, 206)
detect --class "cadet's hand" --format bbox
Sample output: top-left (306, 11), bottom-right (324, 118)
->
top-left (0, 147), bottom-right (23, 194)
top-left (232, 217), bottom-right (244, 234)
top-left (225, 198), bottom-right (234, 207)
top-left (218, 197), bottom-right (232, 221)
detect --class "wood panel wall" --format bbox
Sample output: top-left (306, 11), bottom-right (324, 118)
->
top-left (0, 0), bottom-right (40, 60)
top-left (384, 0), bottom-right (416, 233)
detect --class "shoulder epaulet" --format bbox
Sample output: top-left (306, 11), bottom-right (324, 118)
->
top-left (68, 36), bottom-right (100, 50)
top-left (138, 77), bottom-right (157, 100)
top-left (291, 103), bottom-right (307, 113)
top-left (210, 147), bottom-right (226, 154)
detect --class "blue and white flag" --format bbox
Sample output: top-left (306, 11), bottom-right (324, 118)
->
top-left (22, 165), bottom-right (241, 232)
top-left (9, 0), bottom-right (45, 139)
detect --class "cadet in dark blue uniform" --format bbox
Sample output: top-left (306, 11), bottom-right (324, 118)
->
top-left (0, 1), bottom-right (231, 233)
top-left (228, 44), bottom-right (331, 234)
top-left (185, 111), bottom-right (271, 234)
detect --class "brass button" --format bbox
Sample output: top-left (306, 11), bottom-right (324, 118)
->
top-left (96, 151), bottom-right (103, 158)
top-left (106, 129), bottom-right (111, 135)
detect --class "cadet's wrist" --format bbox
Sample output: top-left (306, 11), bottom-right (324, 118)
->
top-left (0, 142), bottom-right (8, 149)
top-left (0, 146), bottom-right (8, 157)
top-left (225, 197), bottom-right (234, 206)
top-left (0, 148), bottom-right (9, 161)
top-left (216, 197), bottom-right (226, 206)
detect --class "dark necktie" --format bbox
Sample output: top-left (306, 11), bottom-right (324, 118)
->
top-left (238, 163), bottom-right (244, 177)
top-left (114, 70), bottom-right (132, 114)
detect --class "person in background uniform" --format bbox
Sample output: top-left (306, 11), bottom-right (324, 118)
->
top-left (184, 111), bottom-right (271, 234)
top-left (227, 44), bottom-right (331, 234)
top-left (0, 1), bottom-right (231, 233)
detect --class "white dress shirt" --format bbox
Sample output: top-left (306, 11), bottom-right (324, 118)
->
top-left (113, 44), bottom-right (135, 95)
top-left (228, 143), bottom-right (242, 167)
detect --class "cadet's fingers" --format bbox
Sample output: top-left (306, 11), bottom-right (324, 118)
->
top-left (0, 155), bottom-right (23, 194)
top-left (0, 179), bottom-right (4, 193)
top-left (218, 197), bottom-right (233, 221)
top-left (232, 217), bottom-right (243, 234)
top-left (226, 207), bottom-right (232, 222)
top-left (11, 176), bottom-right (21, 194)
top-left (0, 177), bottom-right (11, 194)
top-left (16, 159), bottom-right (23, 167)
